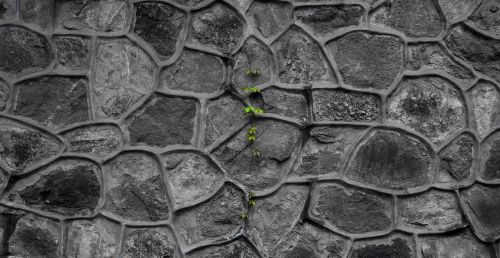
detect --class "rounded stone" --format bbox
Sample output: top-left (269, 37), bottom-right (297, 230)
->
top-left (295, 5), bottom-right (364, 36)
top-left (204, 95), bottom-right (246, 146)
top-left (122, 227), bottom-right (179, 258)
top-left (438, 0), bottom-right (481, 23)
top-left (66, 218), bottom-right (121, 258)
top-left (469, 0), bottom-right (500, 37)
top-left (479, 130), bottom-right (500, 181)
top-left (61, 124), bottom-right (122, 158)
top-left (469, 81), bottom-right (500, 138)
top-left (186, 238), bottom-right (260, 258)
top-left (461, 184), bottom-right (500, 242)
top-left (349, 234), bottom-right (414, 258)
top-left (53, 35), bottom-right (91, 70)
top-left (232, 37), bottom-right (273, 92)
top-left (437, 133), bottom-right (476, 184)
top-left (20, 0), bottom-right (52, 29)
top-left (250, 88), bottom-right (308, 121)
top-left (312, 89), bottom-right (381, 122)
top-left (247, 0), bottom-right (292, 39)
top-left (419, 229), bottom-right (495, 257)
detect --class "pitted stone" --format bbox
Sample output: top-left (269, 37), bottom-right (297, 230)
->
top-left (292, 126), bottom-right (365, 177)
top-left (370, 0), bottom-right (444, 38)
top-left (437, 134), bottom-right (476, 184)
top-left (127, 95), bottom-right (197, 148)
top-left (0, 117), bottom-right (64, 174)
top-left (134, 2), bottom-right (185, 59)
top-left (66, 217), bottom-right (121, 258)
top-left (309, 182), bottom-right (393, 234)
top-left (479, 130), bottom-right (500, 181)
top-left (270, 222), bottom-right (350, 258)
top-left (0, 0), bottom-right (16, 20)
top-left (174, 184), bottom-right (245, 247)
top-left (92, 38), bottom-right (156, 119)
top-left (438, 0), bottom-right (481, 23)
top-left (8, 214), bottom-right (60, 258)
top-left (248, 184), bottom-right (309, 254)
top-left (213, 120), bottom-right (302, 191)
top-left (20, 0), bottom-right (52, 29)
top-left (0, 80), bottom-right (9, 111)
top-left (446, 25), bottom-right (500, 83)
top-left (461, 184), bottom-right (500, 242)
top-left (4, 158), bottom-right (101, 216)
top-left (388, 76), bottom-right (466, 144)
top-left (55, 0), bottom-right (129, 33)
top-left (273, 27), bottom-right (332, 86)
top-left (186, 238), bottom-right (260, 258)
top-left (470, 0), bottom-right (500, 37)
top-left (312, 89), bottom-right (381, 122)
top-left (233, 38), bottom-right (273, 92)
top-left (104, 152), bottom-right (169, 221)
top-left (346, 129), bottom-right (433, 191)
top-left (62, 124), bottom-right (122, 157)
top-left (349, 234), bottom-right (414, 258)
top-left (250, 88), bottom-right (307, 121)
top-left (188, 3), bottom-right (245, 53)
top-left (13, 76), bottom-right (89, 129)
top-left (469, 81), bottom-right (500, 138)
top-left (204, 95), bottom-right (246, 146)
top-left (160, 50), bottom-right (225, 94)
top-left (295, 5), bottom-right (364, 36)
top-left (54, 35), bottom-right (91, 70)
top-left (247, 0), bottom-right (292, 39)
top-left (122, 227), bottom-right (179, 258)
top-left (419, 229), bottom-right (495, 257)
top-left (163, 152), bottom-right (224, 208)
top-left (0, 25), bottom-right (51, 75)
top-left (327, 31), bottom-right (404, 90)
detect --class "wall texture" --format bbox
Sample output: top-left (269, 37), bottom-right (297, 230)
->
top-left (0, 0), bottom-right (500, 257)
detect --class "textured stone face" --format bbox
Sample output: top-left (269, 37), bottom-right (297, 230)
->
top-left (247, 0), bottom-right (292, 39)
top-left (312, 89), bottom-right (381, 122)
top-left (20, 0), bottom-right (52, 29)
top-left (349, 234), bottom-right (414, 258)
top-left (469, 81), bottom-right (500, 138)
top-left (438, 0), bottom-right (481, 23)
top-left (62, 124), bottom-right (122, 157)
top-left (469, 0), bottom-right (500, 37)
top-left (327, 32), bottom-right (404, 90)
top-left (295, 5), bottom-right (364, 36)
top-left (54, 35), bottom-right (91, 70)
top-left (419, 229), bottom-right (495, 258)
top-left (186, 238), bottom-right (259, 258)
top-left (233, 38), bottom-right (272, 92)
top-left (251, 88), bottom-right (307, 121)
top-left (204, 95), bottom-right (246, 146)
top-left (0, 80), bottom-right (8, 111)
top-left (479, 131), bottom-right (500, 181)
top-left (461, 185), bottom-right (500, 242)
top-left (0, 0), bottom-right (16, 20)
top-left (122, 227), bottom-right (179, 258)
top-left (66, 218), bottom-right (121, 258)
top-left (437, 134), bottom-right (476, 184)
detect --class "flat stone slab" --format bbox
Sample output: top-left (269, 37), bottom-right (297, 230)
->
top-left (66, 217), bottom-right (121, 258)
top-left (122, 227), bottom-right (180, 258)
top-left (461, 184), bottom-right (500, 242)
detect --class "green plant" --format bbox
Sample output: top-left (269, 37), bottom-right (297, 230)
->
top-left (245, 68), bottom-right (261, 77)
top-left (240, 212), bottom-right (248, 220)
top-left (248, 192), bottom-right (257, 207)
top-left (242, 86), bottom-right (261, 93)
top-left (243, 105), bottom-right (264, 115)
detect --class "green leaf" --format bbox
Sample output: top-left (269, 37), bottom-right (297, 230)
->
top-left (248, 199), bottom-right (257, 206)
top-left (248, 126), bottom-right (257, 135)
top-left (247, 135), bottom-right (256, 142)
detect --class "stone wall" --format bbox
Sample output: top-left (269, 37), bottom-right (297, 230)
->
top-left (0, 0), bottom-right (499, 257)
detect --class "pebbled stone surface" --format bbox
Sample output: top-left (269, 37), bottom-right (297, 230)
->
top-left (419, 229), bottom-right (495, 257)
top-left (250, 88), bottom-right (308, 121)
top-left (13, 76), bottom-right (89, 129)
top-left (312, 89), bottom-right (381, 122)
top-left (349, 234), bottom-right (414, 258)
top-left (437, 134), bottom-right (476, 184)
top-left (295, 5), bottom-right (364, 36)
top-left (62, 124), bottom-right (122, 157)
top-left (479, 131), bottom-right (500, 181)
top-left (66, 217), bottom-right (121, 258)
top-left (247, 0), bottom-right (292, 39)
top-left (327, 31), bottom-right (404, 90)
top-left (204, 95), bottom-right (246, 146)
top-left (469, 81), bottom-right (500, 138)
top-left (388, 76), bottom-right (466, 144)
top-left (122, 227), bottom-right (179, 258)
top-left (233, 38), bottom-right (273, 92)
top-left (53, 35), bottom-right (91, 70)
top-left (461, 184), bottom-right (500, 242)
top-left (186, 238), bottom-right (259, 258)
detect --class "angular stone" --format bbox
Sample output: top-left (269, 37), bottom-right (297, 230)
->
top-left (274, 27), bottom-right (332, 85)
top-left (0, 0), bottom-right (16, 20)
top-left (312, 89), bottom-right (381, 122)
top-left (250, 88), bottom-right (307, 121)
top-left (127, 95), bottom-right (197, 148)
top-left (470, 0), bottom-right (500, 37)
top-left (189, 3), bottom-right (245, 52)
top-left (54, 35), bottom-right (91, 70)
top-left (248, 185), bottom-right (308, 254)
top-left (186, 238), bottom-right (259, 258)
top-left (0, 79), bottom-right (9, 111)
top-left (174, 184), bottom-right (245, 247)
top-left (213, 120), bottom-right (302, 191)
top-left (0, 117), bottom-right (64, 174)
top-left (407, 43), bottom-right (475, 86)
top-left (66, 218), bottom-right (121, 258)
top-left (349, 234), bottom-right (414, 258)
top-left (204, 95), bottom-right (246, 146)
top-left (233, 38), bottom-right (272, 92)
top-left (160, 50), bottom-right (225, 94)
top-left (469, 81), bottom-right (500, 138)
top-left (388, 76), bottom-right (466, 144)
top-left (61, 124), bottom-right (122, 157)
top-left (55, 0), bottom-right (129, 33)
top-left (104, 152), bottom-right (169, 221)
top-left (122, 227), bottom-right (179, 258)
top-left (479, 131), bottom-right (500, 181)
top-left (270, 222), bottom-right (350, 258)
top-left (20, 0), bottom-right (52, 29)
top-left (163, 152), bottom-right (224, 208)
top-left (0, 207), bottom-right (26, 256)
top-left (461, 184), bottom-right (500, 241)
top-left (326, 31), bottom-right (404, 90)
top-left (247, 0), bottom-right (292, 39)
top-left (437, 134), bottom-right (476, 184)
top-left (134, 2), bottom-right (185, 58)
top-left (13, 76), bottom-right (89, 129)
top-left (309, 182), bottom-right (393, 234)
top-left (0, 168), bottom-right (9, 195)
top-left (419, 229), bottom-right (495, 258)
top-left (292, 126), bottom-right (365, 177)
top-left (446, 25), bottom-right (500, 83)
top-left (92, 38), bottom-right (156, 119)
top-left (0, 25), bottom-right (51, 75)
top-left (295, 5), bottom-right (364, 36)
top-left (438, 0), bottom-right (481, 23)
top-left (398, 190), bottom-right (465, 232)
top-left (370, 0), bottom-right (444, 37)
top-left (4, 158), bottom-right (101, 216)
top-left (8, 214), bottom-right (61, 258)
top-left (347, 129), bottom-right (433, 191)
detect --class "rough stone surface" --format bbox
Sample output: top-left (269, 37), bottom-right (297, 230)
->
top-left (66, 218), bottom-right (121, 258)
top-left (186, 238), bottom-right (259, 258)
top-left (104, 152), bottom-right (169, 221)
top-left (347, 129), bottom-right (433, 191)
top-left (370, 0), bottom-right (444, 37)
top-left (0, 80), bottom-right (9, 111)
top-left (295, 5), bottom-right (364, 36)
top-left (388, 76), bottom-right (466, 144)
top-left (437, 133), bottom-right (476, 184)
top-left (438, 0), bottom-right (481, 23)
top-left (0, 25), bottom-right (52, 75)
top-left (419, 229), bottom-right (495, 258)
top-left (62, 124), bottom-right (122, 157)
top-left (160, 50), bottom-right (225, 94)
top-left (233, 38), bottom-right (273, 92)
top-left (250, 88), bottom-right (307, 121)
top-left (20, 0), bottom-right (52, 29)
top-left (122, 227), bottom-right (179, 258)
top-left (469, 81), bottom-right (500, 138)
top-left (204, 95), bottom-right (246, 146)
top-left (13, 76), bottom-right (89, 129)
top-left (54, 35), bottom-right (91, 70)
top-left (461, 184), bottom-right (500, 242)
top-left (327, 31), bottom-right (404, 90)
top-left (469, 0), bottom-right (500, 37)
top-left (127, 95), bottom-right (197, 148)
top-left (134, 2), bottom-right (185, 58)
top-left (309, 183), bottom-right (393, 234)
top-left (349, 234), bottom-right (414, 258)
top-left (312, 89), bottom-right (381, 122)
top-left (479, 131), bottom-right (500, 181)
top-left (0, 0), bottom-right (16, 20)
top-left (247, 0), bottom-right (292, 39)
